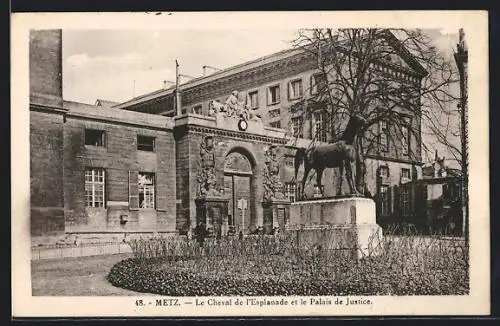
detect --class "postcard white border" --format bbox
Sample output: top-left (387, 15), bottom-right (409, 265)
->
top-left (11, 10), bottom-right (490, 317)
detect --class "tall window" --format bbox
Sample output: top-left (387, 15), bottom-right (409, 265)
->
top-left (311, 73), bottom-right (327, 95)
top-left (402, 116), bottom-right (411, 155)
top-left (85, 129), bottom-right (106, 147)
top-left (285, 183), bottom-right (297, 203)
top-left (288, 79), bottom-right (303, 100)
top-left (313, 112), bottom-right (327, 142)
top-left (292, 117), bottom-right (303, 138)
top-left (379, 120), bottom-right (388, 152)
top-left (380, 184), bottom-right (390, 216)
top-left (137, 135), bottom-right (155, 152)
top-left (138, 172), bottom-right (155, 209)
top-left (267, 85), bottom-right (280, 105)
top-left (401, 168), bottom-right (411, 181)
top-left (400, 186), bottom-right (410, 216)
top-left (248, 91), bottom-right (258, 109)
top-left (85, 168), bottom-right (105, 208)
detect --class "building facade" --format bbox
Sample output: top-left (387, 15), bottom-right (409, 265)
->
top-left (30, 30), bottom-right (428, 239)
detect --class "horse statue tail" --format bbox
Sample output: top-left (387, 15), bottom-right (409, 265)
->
top-left (294, 147), bottom-right (306, 181)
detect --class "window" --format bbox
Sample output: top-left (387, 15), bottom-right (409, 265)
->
top-left (270, 121), bottom-right (281, 129)
top-left (380, 185), bottom-right (390, 216)
top-left (138, 172), bottom-right (155, 209)
top-left (401, 116), bottom-right (411, 156)
top-left (379, 166), bottom-right (389, 178)
top-left (313, 112), bottom-right (327, 142)
top-left (291, 117), bottom-right (303, 138)
top-left (248, 91), bottom-right (258, 109)
top-left (181, 107), bottom-right (187, 115)
top-left (267, 85), bottom-right (280, 105)
top-left (400, 186), bottom-right (410, 216)
top-left (288, 79), bottom-right (303, 100)
top-left (85, 129), bottom-right (106, 147)
top-left (285, 183), bottom-right (297, 203)
top-left (192, 105), bottom-right (202, 114)
top-left (285, 155), bottom-right (295, 168)
top-left (85, 168), bottom-right (105, 208)
top-left (137, 135), bottom-right (155, 152)
top-left (401, 168), bottom-right (411, 181)
top-left (269, 108), bottom-right (281, 119)
top-left (311, 73), bottom-right (327, 95)
top-left (379, 120), bottom-right (388, 152)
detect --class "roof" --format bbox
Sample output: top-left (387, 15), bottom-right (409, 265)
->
top-left (113, 30), bottom-right (428, 110)
top-left (63, 100), bottom-right (174, 129)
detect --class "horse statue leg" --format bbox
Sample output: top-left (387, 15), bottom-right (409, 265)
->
top-left (316, 167), bottom-right (325, 197)
top-left (345, 160), bottom-right (361, 196)
top-left (336, 162), bottom-right (344, 196)
top-left (300, 163), bottom-right (312, 200)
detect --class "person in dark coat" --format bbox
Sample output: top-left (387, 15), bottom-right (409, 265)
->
top-left (195, 221), bottom-right (207, 246)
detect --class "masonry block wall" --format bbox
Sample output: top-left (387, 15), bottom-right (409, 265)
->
top-left (30, 110), bottom-right (66, 236)
top-left (29, 30), bottom-right (63, 105)
top-left (63, 117), bottom-right (177, 232)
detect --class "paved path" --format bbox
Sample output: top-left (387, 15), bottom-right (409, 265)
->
top-left (31, 253), bottom-right (153, 296)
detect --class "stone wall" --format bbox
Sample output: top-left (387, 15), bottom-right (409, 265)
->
top-left (30, 109), bottom-right (65, 236)
top-left (63, 115), bottom-right (177, 232)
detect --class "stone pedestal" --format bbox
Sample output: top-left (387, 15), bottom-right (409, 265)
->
top-left (195, 195), bottom-right (229, 238)
top-left (288, 197), bottom-right (383, 259)
top-left (262, 199), bottom-right (291, 235)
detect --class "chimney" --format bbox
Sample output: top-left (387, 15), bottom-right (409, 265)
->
top-left (163, 80), bottom-right (167, 89)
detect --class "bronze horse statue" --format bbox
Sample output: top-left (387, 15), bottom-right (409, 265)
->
top-left (294, 113), bottom-right (367, 199)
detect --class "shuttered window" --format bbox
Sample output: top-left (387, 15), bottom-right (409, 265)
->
top-left (128, 171), bottom-right (139, 210)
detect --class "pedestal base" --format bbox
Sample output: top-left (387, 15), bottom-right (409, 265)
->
top-left (287, 197), bottom-right (383, 259)
top-left (262, 199), bottom-right (290, 235)
top-left (195, 196), bottom-right (229, 238)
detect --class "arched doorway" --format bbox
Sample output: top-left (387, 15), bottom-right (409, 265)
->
top-left (223, 150), bottom-right (254, 234)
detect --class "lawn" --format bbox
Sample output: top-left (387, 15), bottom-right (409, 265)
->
top-left (31, 253), bottom-right (151, 296)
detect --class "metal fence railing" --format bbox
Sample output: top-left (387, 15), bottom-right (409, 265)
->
top-left (31, 242), bottom-right (132, 261)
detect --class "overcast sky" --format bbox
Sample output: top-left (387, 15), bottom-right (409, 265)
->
top-left (61, 28), bottom-right (461, 165)
top-left (62, 29), bottom-right (458, 104)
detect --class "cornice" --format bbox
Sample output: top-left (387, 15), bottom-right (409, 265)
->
top-left (182, 124), bottom-right (288, 145)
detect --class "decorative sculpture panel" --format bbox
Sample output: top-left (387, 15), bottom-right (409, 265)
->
top-left (263, 145), bottom-right (286, 201)
top-left (197, 135), bottom-right (222, 197)
top-left (208, 90), bottom-right (262, 123)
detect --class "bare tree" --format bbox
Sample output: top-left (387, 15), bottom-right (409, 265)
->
top-left (288, 28), bottom-right (460, 199)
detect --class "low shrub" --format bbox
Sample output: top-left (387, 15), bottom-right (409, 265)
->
top-left (107, 232), bottom-right (469, 296)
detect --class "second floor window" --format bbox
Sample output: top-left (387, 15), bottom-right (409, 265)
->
top-left (313, 112), bottom-right (327, 142)
top-left (137, 135), bottom-right (155, 152)
top-left (248, 91), bottom-right (258, 109)
top-left (267, 85), bottom-right (280, 105)
top-left (85, 129), bottom-right (106, 147)
top-left (138, 172), bottom-right (155, 209)
top-left (288, 79), bottom-right (303, 100)
top-left (269, 108), bottom-right (281, 119)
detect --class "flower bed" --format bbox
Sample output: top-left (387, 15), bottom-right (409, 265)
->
top-left (107, 233), bottom-right (469, 296)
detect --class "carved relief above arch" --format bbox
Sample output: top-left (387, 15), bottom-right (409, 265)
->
top-left (224, 151), bottom-right (252, 175)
